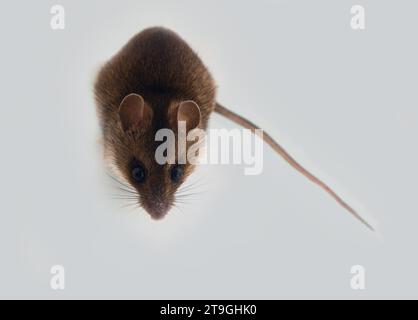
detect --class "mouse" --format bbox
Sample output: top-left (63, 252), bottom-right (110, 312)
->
top-left (94, 27), bottom-right (373, 230)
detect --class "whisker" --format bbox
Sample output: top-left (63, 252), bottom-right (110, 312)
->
top-left (175, 196), bottom-right (201, 202)
top-left (176, 189), bottom-right (205, 198)
top-left (106, 172), bottom-right (135, 191)
top-left (110, 196), bottom-right (139, 200)
top-left (176, 190), bottom-right (205, 197)
top-left (120, 201), bottom-right (139, 209)
top-left (172, 203), bottom-right (185, 215)
top-left (177, 179), bottom-right (204, 192)
top-left (114, 186), bottom-right (137, 195)
top-left (177, 183), bottom-right (207, 197)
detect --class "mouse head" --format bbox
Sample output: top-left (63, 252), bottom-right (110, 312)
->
top-left (112, 93), bottom-right (202, 219)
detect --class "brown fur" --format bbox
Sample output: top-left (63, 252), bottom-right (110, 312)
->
top-left (94, 27), bottom-right (216, 219)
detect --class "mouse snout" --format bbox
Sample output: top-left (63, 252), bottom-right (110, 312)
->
top-left (142, 198), bottom-right (172, 220)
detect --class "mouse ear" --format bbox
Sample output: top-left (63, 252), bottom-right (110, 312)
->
top-left (118, 93), bottom-right (153, 132)
top-left (173, 100), bottom-right (201, 131)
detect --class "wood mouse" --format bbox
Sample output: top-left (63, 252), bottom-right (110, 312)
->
top-left (94, 27), bottom-right (373, 230)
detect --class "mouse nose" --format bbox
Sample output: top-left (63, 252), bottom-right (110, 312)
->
top-left (143, 200), bottom-right (171, 220)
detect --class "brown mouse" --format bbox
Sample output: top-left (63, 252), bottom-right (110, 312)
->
top-left (94, 27), bottom-right (373, 230)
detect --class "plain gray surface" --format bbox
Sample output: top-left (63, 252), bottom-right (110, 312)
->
top-left (0, 0), bottom-right (417, 298)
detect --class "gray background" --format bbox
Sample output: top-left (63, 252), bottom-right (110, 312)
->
top-left (0, 0), bottom-right (417, 299)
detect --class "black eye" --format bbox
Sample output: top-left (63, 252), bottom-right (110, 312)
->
top-left (170, 165), bottom-right (183, 182)
top-left (131, 164), bottom-right (146, 183)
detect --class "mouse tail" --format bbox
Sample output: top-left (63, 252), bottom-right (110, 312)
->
top-left (214, 102), bottom-right (374, 231)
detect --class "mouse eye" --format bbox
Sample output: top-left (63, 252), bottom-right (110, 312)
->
top-left (131, 164), bottom-right (146, 183)
top-left (170, 165), bottom-right (183, 182)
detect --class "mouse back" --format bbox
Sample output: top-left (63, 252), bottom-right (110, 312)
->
top-left (94, 27), bottom-right (216, 133)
